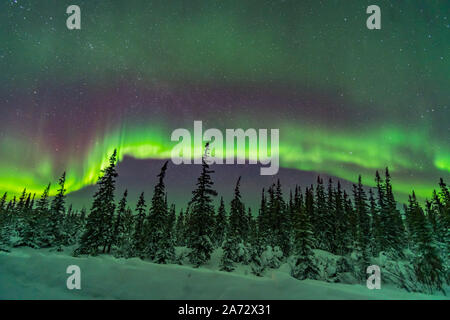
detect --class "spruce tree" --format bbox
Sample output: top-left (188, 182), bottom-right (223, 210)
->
top-left (429, 189), bottom-right (450, 280)
top-left (408, 192), bottom-right (445, 293)
top-left (334, 181), bottom-right (349, 255)
top-left (24, 183), bottom-right (51, 248)
top-left (14, 188), bottom-right (28, 244)
top-left (117, 207), bottom-right (135, 258)
top-left (291, 187), bottom-right (319, 280)
top-left (220, 232), bottom-right (236, 272)
top-left (0, 192), bottom-right (7, 213)
top-left (304, 186), bottom-right (316, 249)
top-left (352, 176), bottom-right (371, 280)
top-left (228, 177), bottom-right (247, 245)
top-left (168, 204), bottom-right (176, 234)
top-left (75, 150), bottom-right (118, 256)
top-left (291, 186), bottom-right (303, 235)
top-left (175, 209), bottom-right (186, 246)
top-left (249, 244), bottom-right (265, 276)
top-left (107, 189), bottom-right (128, 254)
top-left (257, 188), bottom-right (270, 246)
top-left (0, 192), bottom-right (9, 247)
top-left (186, 156), bottom-right (217, 267)
top-left (384, 168), bottom-right (406, 253)
top-left (147, 161), bottom-right (174, 263)
top-left (368, 188), bottom-right (382, 256)
top-left (16, 188), bottom-right (27, 213)
top-left (49, 172), bottom-right (66, 249)
top-left (247, 207), bottom-right (258, 246)
top-left (214, 197), bottom-right (227, 247)
top-left (326, 178), bottom-right (337, 253)
top-left (274, 179), bottom-right (290, 256)
top-left (133, 192), bottom-right (147, 258)
top-left (314, 176), bottom-right (330, 251)
top-left (227, 177), bottom-right (250, 264)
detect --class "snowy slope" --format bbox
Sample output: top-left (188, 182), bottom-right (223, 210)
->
top-left (0, 247), bottom-right (447, 300)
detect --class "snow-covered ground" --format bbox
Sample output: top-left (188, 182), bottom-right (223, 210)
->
top-left (0, 247), bottom-right (447, 300)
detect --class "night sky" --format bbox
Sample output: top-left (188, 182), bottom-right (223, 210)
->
top-left (0, 0), bottom-right (449, 202)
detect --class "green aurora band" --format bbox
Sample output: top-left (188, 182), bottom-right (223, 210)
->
top-left (0, 119), bottom-right (448, 202)
top-left (0, 0), bottom-right (449, 203)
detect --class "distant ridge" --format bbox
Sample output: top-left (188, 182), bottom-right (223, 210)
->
top-left (66, 156), bottom-right (368, 212)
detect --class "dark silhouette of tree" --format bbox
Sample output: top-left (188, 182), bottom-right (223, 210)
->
top-left (133, 192), bottom-right (147, 258)
top-left (107, 189), bottom-right (128, 254)
top-left (352, 175), bottom-right (371, 280)
top-left (175, 209), bottom-right (186, 246)
top-left (49, 172), bottom-right (66, 249)
top-left (75, 150), bottom-right (118, 256)
top-left (214, 197), bottom-right (227, 247)
top-left (147, 161), bottom-right (174, 263)
top-left (407, 191), bottom-right (445, 294)
top-left (314, 176), bottom-right (331, 251)
top-left (334, 181), bottom-right (349, 255)
top-left (291, 187), bottom-right (319, 280)
top-left (228, 177), bottom-right (247, 246)
top-left (186, 156), bottom-right (217, 267)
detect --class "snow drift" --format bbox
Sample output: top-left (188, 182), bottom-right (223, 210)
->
top-left (0, 247), bottom-right (447, 300)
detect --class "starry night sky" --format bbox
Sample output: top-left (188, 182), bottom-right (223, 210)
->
top-left (0, 0), bottom-right (449, 202)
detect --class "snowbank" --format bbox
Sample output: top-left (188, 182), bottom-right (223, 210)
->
top-left (0, 247), bottom-right (447, 300)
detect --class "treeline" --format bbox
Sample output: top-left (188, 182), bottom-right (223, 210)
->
top-left (0, 150), bottom-right (448, 294)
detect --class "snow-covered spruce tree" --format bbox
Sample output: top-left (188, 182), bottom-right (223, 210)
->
top-left (168, 204), bottom-right (176, 235)
top-left (352, 176), bottom-right (371, 281)
top-left (291, 186), bottom-right (319, 280)
top-left (274, 179), bottom-right (291, 257)
top-left (428, 190), bottom-right (450, 283)
top-left (23, 183), bottom-right (51, 248)
top-left (368, 188), bottom-right (382, 257)
top-left (48, 172), bottom-right (66, 249)
top-left (227, 177), bottom-right (251, 263)
top-left (289, 186), bottom-right (303, 245)
top-left (146, 161), bottom-right (175, 264)
top-left (132, 192), bottom-right (147, 258)
top-left (186, 156), bottom-right (217, 267)
top-left (437, 179), bottom-right (450, 266)
top-left (407, 192), bottom-right (446, 294)
top-left (249, 244), bottom-right (265, 276)
top-left (155, 202), bottom-right (176, 264)
top-left (11, 189), bottom-right (29, 246)
top-left (0, 192), bottom-right (7, 213)
top-left (334, 181), bottom-right (350, 256)
top-left (304, 185), bottom-right (316, 247)
top-left (175, 208), bottom-right (186, 246)
top-left (0, 192), bottom-right (11, 248)
top-left (376, 169), bottom-right (405, 255)
top-left (257, 188), bottom-right (270, 247)
top-left (60, 204), bottom-right (73, 246)
top-left (247, 207), bottom-right (258, 246)
top-left (228, 177), bottom-right (247, 243)
top-left (220, 231), bottom-right (236, 272)
top-left (116, 207), bottom-right (134, 258)
top-left (107, 189), bottom-right (128, 254)
top-left (0, 193), bottom-right (6, 219)
top-left (344, 190), bottom-right (357, 252)
top-left (2, 196), bottom-right (18, 248)
top-left (266, 184), bottom-right (277, 253)
top-left (313, 176), bottom-right (331, 252)
top-left (74, 150), bottom-right (118, 256)
top-left (385, 168), bottom-right (406, 253)
top-left (375, 170), bottom-right (388, 249)
top-left (326, 178), bottom-right (337, 254)
top-left (62, 207), bottom-right (85, 246)
top-left (213, 197), bottom-right (227, 247)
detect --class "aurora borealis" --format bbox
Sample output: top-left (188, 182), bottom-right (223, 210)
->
top-left (0, 0), bottom-right (449, 202)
